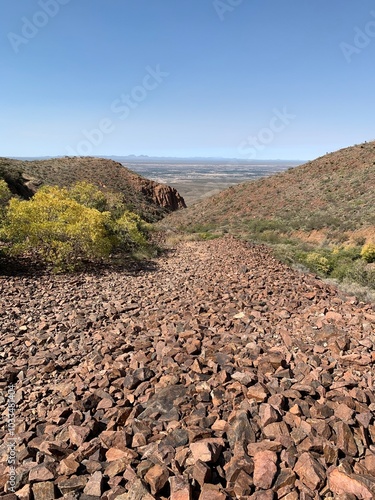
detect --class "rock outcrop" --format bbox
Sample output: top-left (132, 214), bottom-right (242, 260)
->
top-left (0, 236), bottom-right (374, 498)
top-left (141, 181), bottom-right (186, 211)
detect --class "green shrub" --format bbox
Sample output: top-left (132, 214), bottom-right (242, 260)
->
top-left (2, 186), bottom-right (113, 271)
top-left (113, 211), bottom-right (151, 249)
top-left (304, 252), bottom-right (333, 275)
top-left (68, 181), bottom-right (108, 211)
top-left (0, 180), bottom-right (11, 208)
top-left (361, 243), bottom-right (375, 263)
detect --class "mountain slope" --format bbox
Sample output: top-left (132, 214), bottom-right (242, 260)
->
top-left (167, 141), bottom-right (375, 244)
top-left (0, 156), bottom-right (186, 221)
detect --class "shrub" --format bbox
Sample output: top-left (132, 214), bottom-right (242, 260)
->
top-left (304, 252), bottom-right (333, 275)
top-left (68, 181), bottom-right (108, 211)
top-left (361, 243), bottom-right (375, 263)
top-left (0, 180), bottom-right (11, 206)
top-left (2, 186), bottom-right (113, 271)
top-left (113, 211), bottom-right (151, 249)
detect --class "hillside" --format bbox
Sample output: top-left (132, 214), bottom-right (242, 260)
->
top-left (167, 141), bottom-right (375, 245)
top-left (0, 157), bottom-right (186, 222)
top-left (1, 236), bottom-right (375, 498)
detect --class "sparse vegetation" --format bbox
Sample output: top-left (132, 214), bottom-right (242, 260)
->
top-left (164, 141), bottom-right (375, 293)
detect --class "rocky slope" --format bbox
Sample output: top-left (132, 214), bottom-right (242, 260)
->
top-left (1, 236), bottom-right (375, 499)
top-left (166, 141), bottom-right (375, 245)
top-left (0, 157), bottom-right (186, 221)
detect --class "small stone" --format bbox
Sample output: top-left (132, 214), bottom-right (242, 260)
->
top-left (253, 450), bottom-right (278, 489)
top-left (32, 482), bottom-right (56, 500)
top-left (169, 475), bottom-right (192, 500)
top-left (294, 452), bottom-right (325, 490)
top-left (193, 460), bottom-right (211, 486)
top-left (198, 484), bottom-right (226, 500)
top-left (57, 476), bottom-right (87, 495)
top-left (328, 467), bottom-right (375, 499)
top-left (68, 425), bottom-right (90, 446)
top-left (83, 471), bottom-right (103, 497)
top-left (29, 465), bottom-right (55, 482)
top-left (247, 383), bottom-right (268, 402)
top-left (190, 438), bottom-right (224, 463)
top-left (144, 464), bottom-right (169, 494)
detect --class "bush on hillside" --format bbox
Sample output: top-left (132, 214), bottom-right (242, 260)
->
top-left (361, 243), bottom-right (375, 263)
top-left (1, 186), bottom-right (113, 271)
top-left (68, 181), bottom-right (108, 211)
top-left (0, 179), bottom-right (12, 210)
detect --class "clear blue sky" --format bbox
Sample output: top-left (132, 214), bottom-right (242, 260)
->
top-left (1, 0), bottom-right (375, 160)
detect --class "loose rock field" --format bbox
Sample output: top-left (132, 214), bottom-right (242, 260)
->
top-left (1, 236), bottom-right (375, 499)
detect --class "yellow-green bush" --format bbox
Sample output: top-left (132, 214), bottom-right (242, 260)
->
top-left (304, 252), bottom-right (332, 275)
top-left (0, 180), bottom-right (11, 210)
top-left (361, 243), bottom-right (375, 263)
top-left (68, 181), bottom-right (108, 211)
top-left (114, 211), bottom-right (151, 248)
top-left (2, 186), bottom-right (113, 270)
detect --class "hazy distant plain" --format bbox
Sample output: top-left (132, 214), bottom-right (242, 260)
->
top-left (122, 160), bottom-right (303, 205)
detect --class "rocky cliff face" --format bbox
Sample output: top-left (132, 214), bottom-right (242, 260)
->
top-left (140, 180), bottom-right (187, 211)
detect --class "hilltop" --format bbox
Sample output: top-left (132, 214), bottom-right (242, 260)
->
top-left (0, 156), bottom-right (186, 222)
top-left (167, 141), bottom-right (375, 245)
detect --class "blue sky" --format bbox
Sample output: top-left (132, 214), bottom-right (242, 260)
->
top-left (1, 0), bottom-right (375, 160)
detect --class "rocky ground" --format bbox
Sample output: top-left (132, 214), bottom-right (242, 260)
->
top-left (1, 236), bottom-right (375, 499)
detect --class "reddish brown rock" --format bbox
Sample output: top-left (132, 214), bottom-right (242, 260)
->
top-left (294, 452), bottom-right (325, 491)
top-left (144, 464), bottom-right (169, 495)
top-left (32, 482), bottom-right (56, 500)
top-left (190, 438), bottom-right (224, 463)
top-left (169, 476), bottom-right (192, 500)
top-left (253, 450), bottom-right (278, 489)
top-left (83, 470), bottom-right (103, 497)
top-left (328, 467), bottom-right (375, 499)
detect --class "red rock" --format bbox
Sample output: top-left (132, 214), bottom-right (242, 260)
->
top-left (247, 383), bottom-right (268, 402)
top-left (198, 484), bottom-right (226, 500)
top-left (116, 478), bottom-right (154, 499)
top-left (253, 450), bottom-right (278, 489)
top-left (32, 482), bottom-right (56, 500)
top-left (83, 470), bottom-right (103, 496)
top-left (29, 465), bottom-right (55, 482)
top-left (328, 467), bottom-right (375, 499)
top-left (190, 438), bottom-right (224, 463)
top-left (259, 403), bottom-right (279, 427)
top-left (169, 475), bottom-right (192, 500)
top-left (193, 460), bottom-right (211, 486)
top-left (68, 425), bottom-right (90, 446)
top-left (294, 452), bottom-right (325, 490)
top-left (144, 464), bottom-right (169, 494)
top-left (58, 457), bottom-right (79, 476)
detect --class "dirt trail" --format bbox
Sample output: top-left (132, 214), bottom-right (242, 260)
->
top-left (1, 236), bottom-right (375, 499)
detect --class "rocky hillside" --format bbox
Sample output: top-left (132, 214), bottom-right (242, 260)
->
top-left (167, 141), bottom-right (375, 245)
top-left (1, 236), bottom-right (375, 499)
top-left (0, 157), bottom-right (186, 221)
